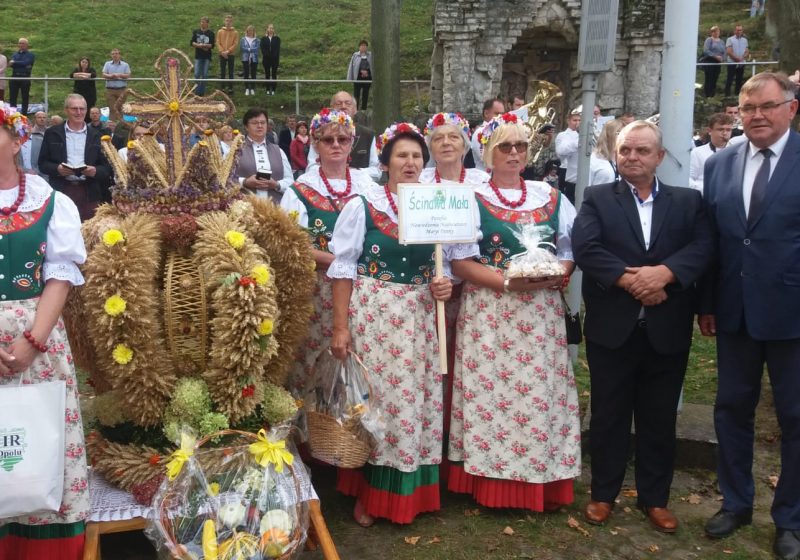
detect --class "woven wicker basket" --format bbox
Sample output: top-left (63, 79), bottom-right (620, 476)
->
top-left (305, 351), bottom-right (374, 469)
top-left (163, 250), bottom-right (208, 372)
top-left (306, 410), bottom-right (372, 469)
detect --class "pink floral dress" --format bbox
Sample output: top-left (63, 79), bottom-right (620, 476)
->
top-left (0, 175), bottom-right (89, 560)
top-left (446, 180), bottom-right (582, 510)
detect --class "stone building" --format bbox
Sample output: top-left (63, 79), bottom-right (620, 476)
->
top-left (429, 0), bottom-right (666, 121)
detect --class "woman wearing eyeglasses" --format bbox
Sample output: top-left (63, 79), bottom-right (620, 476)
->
top-left (329, 122), bottom-right (452, 526)
top-left (280, 108), bottom-right (372, 396)
top-left (445, 114), bottom-right (582, 512)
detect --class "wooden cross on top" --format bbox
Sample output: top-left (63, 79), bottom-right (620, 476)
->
top-left (120, 49), bottom-right (234, 185)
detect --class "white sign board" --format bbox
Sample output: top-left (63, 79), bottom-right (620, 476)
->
top-left (396, 183), bottom-right (478, 245)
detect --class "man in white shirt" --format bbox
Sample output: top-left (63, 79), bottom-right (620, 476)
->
top-left (724, 25), bottom-right (750, 96)
top-left (555, 107), bottom-right (581, 203)
top-left (469, 97), bottom-right (505, 171)
top-left (689, 112), bottom-right (734, 193)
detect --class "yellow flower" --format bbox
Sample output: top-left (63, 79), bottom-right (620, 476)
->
top-left (258, 319), bottom-right (274, 336)
top-left (288, 210), bottom-right (299, 223)
top-left (203, 129), bottom-right (214, 136)
top-left (127, 140), bottom-right (136, 150)
top-left (251, 265), bottom-right (270, 286)
top-left (102, 229), bottom-right (125, 247)
top-left (168, 100), bottom-right (180, 113)
top-left (112, 343), bottom-right (134, 365)
top-left (207, 482), bottom-right (220, 496)
top-left (101, 134), bottom-right (111, 142)
top-left (232, 129), bottom-right (240, 135)
top-left (104, 294), bottom-right (127, 317)
top-left (224, 230), bottom-right (246, 249)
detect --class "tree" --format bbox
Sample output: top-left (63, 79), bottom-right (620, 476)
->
top-left (766, 2), bottom-right (800, 73)
top-left (371, 0), bottom-right (401, 132)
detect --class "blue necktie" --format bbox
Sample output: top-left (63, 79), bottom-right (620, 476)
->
top-left (748, 148), bottom-right (772, 224)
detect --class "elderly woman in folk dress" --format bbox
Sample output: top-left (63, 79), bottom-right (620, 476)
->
top-left (419, 112), bottom-right (488, 185)
top-left (328, 122), bottom-right (453, 526)
top-left (280, 109), bottom-right (373, 396)
top-left (0, 105), bottom-right (89, 559)
top-left (445, 114), bottom-right (582, 512)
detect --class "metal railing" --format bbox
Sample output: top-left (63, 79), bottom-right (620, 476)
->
top-left (695, 59), bottom-right (779, 77)
top-left (3, 76), bottom-right (429, 115)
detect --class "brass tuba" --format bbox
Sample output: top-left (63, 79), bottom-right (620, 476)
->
top-left (518, 80), bottom-right (563, 167)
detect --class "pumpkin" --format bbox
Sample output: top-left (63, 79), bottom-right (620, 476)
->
top-left (259, 509), bottom-right (293, 535)
top-left (218, 532), bottom-right (259, 560)
top-left (260, 528), bottom-right (291, 558)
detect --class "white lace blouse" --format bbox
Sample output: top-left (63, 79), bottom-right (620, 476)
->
top-left (327, 182), bottom-right (452, 280)
top-left (444, 179), bottom-right (577, 263)
top-left (279, 167), bottom-right (374, 228)
top-left (0, 174), bottom-right (86, 286)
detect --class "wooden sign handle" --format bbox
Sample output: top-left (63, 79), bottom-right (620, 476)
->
top-left (434, 244), bottom-right (448, 375)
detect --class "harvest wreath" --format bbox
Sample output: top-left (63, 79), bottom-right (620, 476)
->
top-left (65, 51), bottom-right (316, 501)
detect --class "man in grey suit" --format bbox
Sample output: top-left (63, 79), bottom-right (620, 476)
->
top-left (701, 72), bottom-right (800, 560)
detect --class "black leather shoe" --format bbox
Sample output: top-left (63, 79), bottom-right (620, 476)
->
top-left (704, 508), bottom-right (753, 538)
top-left (775, 529), bottom-right (800, 560)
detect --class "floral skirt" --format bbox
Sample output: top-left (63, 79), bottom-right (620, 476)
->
top-left (288, 271), bottom-right (333, 397)
top-left (336, 276), bottom-right (444, 524)
top-left (0, 298), bottom-right (89, 560)
top-left (447, 280), bottom-right (581, 510)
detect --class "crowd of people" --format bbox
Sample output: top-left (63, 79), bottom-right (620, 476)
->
top-left (1, 21), bottom-right (800, 558)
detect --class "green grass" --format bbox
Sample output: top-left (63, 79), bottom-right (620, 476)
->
top-left (5, 0), bottom-right (433, 120)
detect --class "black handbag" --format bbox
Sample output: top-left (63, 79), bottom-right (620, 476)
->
top-left (561, 292), bottom-right (583, 345)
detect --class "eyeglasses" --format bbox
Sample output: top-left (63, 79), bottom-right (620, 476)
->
top-left (319, 135), bottom-right (352, 146)
top-left (738, 100), bottom-right (792, 117)
top-left (495, 141), bottom-right (528, 154)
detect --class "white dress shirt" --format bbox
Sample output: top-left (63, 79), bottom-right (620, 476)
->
top-left (626, 178), bottom-right (659, 251)
top-left (243, 137), bottom-right (294, 196)
top-left (689, 142), bottom-right (726, 194)
top-left (555, 128), bottom-right (580, 183)
top-left (64, 122), bottom-right (87, 181)
top-left (742, 128), bottom-right (790, 218)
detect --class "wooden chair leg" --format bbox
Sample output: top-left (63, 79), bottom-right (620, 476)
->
top-left (82, 522), bottom-right (100, 560)
top-left (308, 500), bottom-right (340, 560)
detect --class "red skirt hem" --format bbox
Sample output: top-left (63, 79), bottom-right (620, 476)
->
top-left (337, 468), bottom-right (441, 524)
top-left (447, 463), bottom-right (574, 511)
top-left (0, 533), bottom-right (85, 560)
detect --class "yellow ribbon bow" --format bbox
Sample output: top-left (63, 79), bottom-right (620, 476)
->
top-left (166, 432), bottom-right (196, 481)
top-left (248, 429), bottom-right (294, 473)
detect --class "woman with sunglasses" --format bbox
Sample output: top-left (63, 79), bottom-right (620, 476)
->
top-left (445, 114), bottom-right (581, 512)
top-left (280, 108), bottom-right (372, 396)
top-left (329, 122), bottom-right (452, 526)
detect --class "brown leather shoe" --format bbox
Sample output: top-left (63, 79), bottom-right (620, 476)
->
top-left (584, 501), bottom-right (613, 525)
top-left (643, 506), bottom-right (679, 533)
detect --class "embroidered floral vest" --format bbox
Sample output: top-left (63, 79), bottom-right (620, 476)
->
top-left (476, 188), bottom-right (560, 269)
top-left (0, 195), bottom-right (55, 301)
top-left (290, 182), bottom-right (358, 252)
top-left (356, 196), bottom-right (435, 285)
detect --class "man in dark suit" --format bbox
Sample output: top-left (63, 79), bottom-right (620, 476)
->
top-left (572, 120), bottom-right (714, 533)
top-left (38, 93), bottom-right (111, 221)
top-left (700, 72), bottom-right (800, 560)
top-left (260, 24), bottom-right (280, 95)
top-left (278, 114), bottom-right (296, 160)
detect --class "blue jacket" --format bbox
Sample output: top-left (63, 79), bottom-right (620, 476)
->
top-left (240, 37), bottom-right (260, 63)
top-left (702, 129), bottom-right (800, 340)
top-left (10, 50), bottom-right (35, 76)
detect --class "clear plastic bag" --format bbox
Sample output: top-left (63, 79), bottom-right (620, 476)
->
top-left (505, 223), bottom-right (566, 279)
top-left (302, 350), bottom-right (385, 468)
top-left (146, 428), bottom-right (311, 560)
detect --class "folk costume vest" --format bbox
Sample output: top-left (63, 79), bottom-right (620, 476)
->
top-left (288, 182), bottom-right (357, 253)
top-left (356, 196), bottom-right (435, 285)
top-left (476, 187), bottom-right (561, 269)
top-left (0, 195), bottom-right (54, 301)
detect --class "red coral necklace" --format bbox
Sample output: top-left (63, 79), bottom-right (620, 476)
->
top-left (384, 184), bottom-right (399, 215)
top-left (434, 166), bottom-right (466, 184)
top-left (0, 171), bottom-right (26, 216)
top-left (488, 177), bottom-right (527, 208)
top-left (319, 167), bottom-right (352, 198)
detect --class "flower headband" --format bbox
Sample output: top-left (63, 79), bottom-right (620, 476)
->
top-left (476, 112), bottom-right (519, 146)
top-left (376, 122), bottom-right (424, 154)
top-left (424, 112), bottom-right (470, 137)
top-left (310, 108), bottom-right (355, 136)
top-left (0, 103), bottom-right (29, 144)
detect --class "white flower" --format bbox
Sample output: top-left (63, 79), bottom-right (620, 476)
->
top-left (218, 502), bottom-right (247, 528)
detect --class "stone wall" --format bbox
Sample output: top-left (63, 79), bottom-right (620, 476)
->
top-left (430, 0), bottom-right (666, 121)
